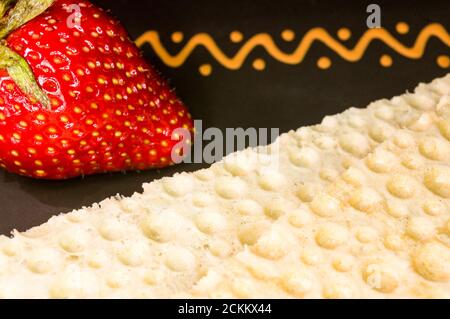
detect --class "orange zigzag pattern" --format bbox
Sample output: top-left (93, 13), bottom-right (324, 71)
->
top-left (136, 23), bottom-right (450, 74)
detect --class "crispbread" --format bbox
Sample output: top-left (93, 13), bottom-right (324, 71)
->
top-left (187, 90), bottom-right (450, 299)
top-left (193, 127), bottom-right (450, 298)
top-left (0, 74), bottom-right (449, 298)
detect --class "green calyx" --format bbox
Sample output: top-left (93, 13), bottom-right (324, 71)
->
top-left (0, 44), bottom-right (50, 108)
top-left (0, 0), bottom-right (55, 38)
top-left (0, 0), bottom-right (55, 109)
top-left (0, 0), bottom-right (14, 18)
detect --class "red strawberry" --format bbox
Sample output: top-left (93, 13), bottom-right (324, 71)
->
top-left (0, 0), bottom-right (193, 179)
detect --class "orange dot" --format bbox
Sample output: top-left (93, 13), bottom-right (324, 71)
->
top-left (337, 28), bottom-right (351, 41)
top-left (437, 55), bottom-right (450, 68)
top-left (230, 31), bottom-right (243, 43)
top-left (252, 59), bottom-right (266, 71)
top-left (281, 29), bottom-right (295, 42)
top-left (199, 64), bottom-right (212, 76)
top-left (317, 57), bottom-right (331, 69)
top-left (171, 32), bottom-right (184, 43)
top-left (380, 54), bottom-right (393, 67)
top-left (396, 22), bottom-right (409, 34)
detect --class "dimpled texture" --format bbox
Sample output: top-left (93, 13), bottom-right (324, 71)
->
top-left (0, 75), bottom-right (450, 298)
top-left (0, 0), bottom-right (193, 179)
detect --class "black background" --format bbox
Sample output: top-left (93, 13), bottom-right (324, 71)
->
top-left (0, 0), bottom-right (449, 235)
top-left (0, 299), bottom-right (441, 317)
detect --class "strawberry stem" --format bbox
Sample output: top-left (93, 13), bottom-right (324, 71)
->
top-left (0, 0), bottom-right (15, 19)
top-left (0, 44), bottom-right (50, 109)
top-left (0, 0), bottom-right (55, 109)
top-left (0, 0), bottom-right (54, 38)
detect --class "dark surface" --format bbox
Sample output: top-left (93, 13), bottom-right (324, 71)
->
top-left (1, 0), bottom-right (449, 235)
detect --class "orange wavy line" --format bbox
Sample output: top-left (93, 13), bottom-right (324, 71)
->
top-left (135, 23), bottom-right (450, 70)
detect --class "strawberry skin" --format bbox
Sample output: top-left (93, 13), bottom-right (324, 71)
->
top-left (0, 0), bottom-right (193, 179)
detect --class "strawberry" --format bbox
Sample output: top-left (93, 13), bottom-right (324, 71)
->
top-left (0, 0), bottom-right (193, 179)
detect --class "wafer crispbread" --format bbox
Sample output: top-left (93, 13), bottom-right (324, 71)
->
top-left (0, 75), bottom-right (449, 298)
top-left (193, 128), bottom-right (450, 298)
